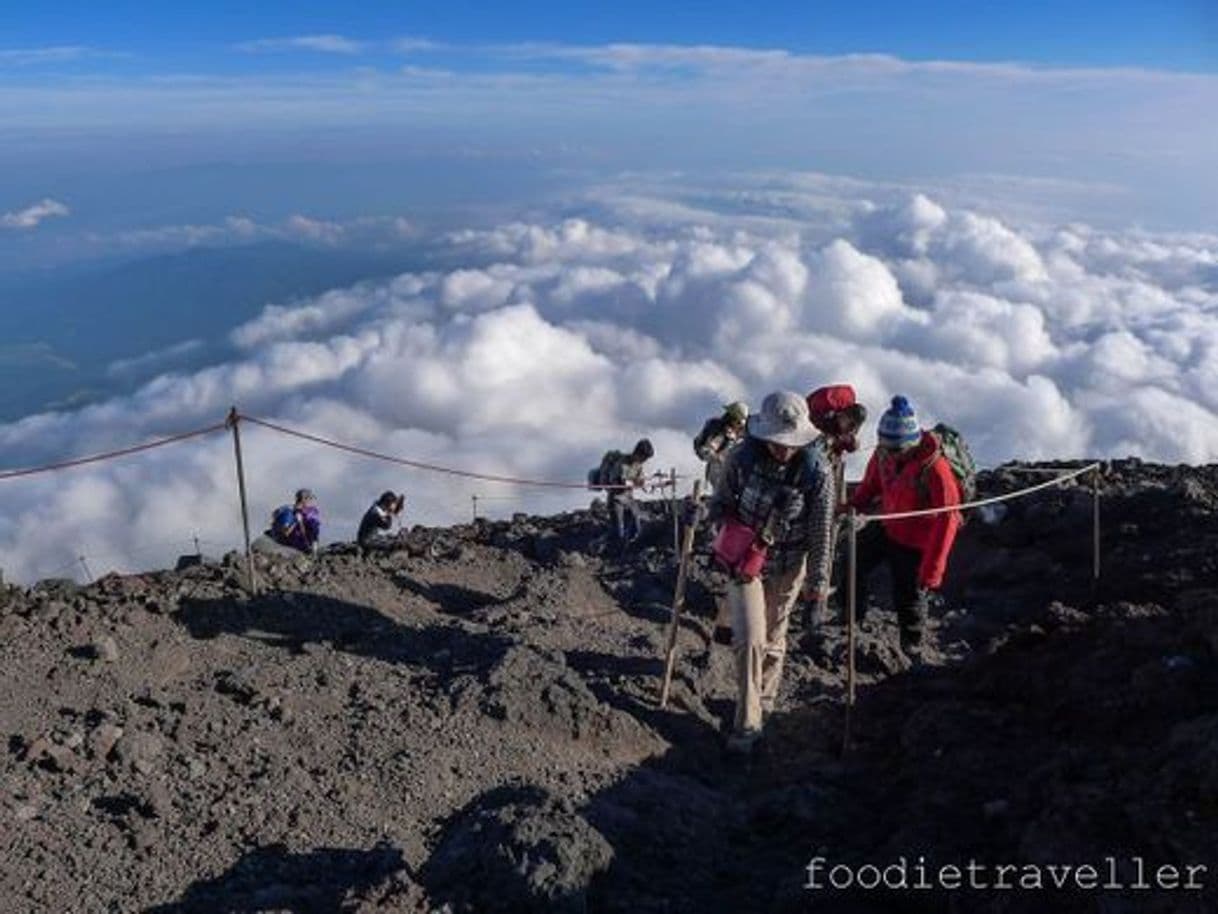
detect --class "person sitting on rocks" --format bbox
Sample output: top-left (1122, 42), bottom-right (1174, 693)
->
top-left (266, 488), bottom-right (322, 555)
top-left (694, 401), bottom-right (749, 493)
top-left (706, 391), bottom-right (835, 753)
top-left (848, 396), bottom-right (961, 658)
top-left (358, 491), bottom-right (405, 555)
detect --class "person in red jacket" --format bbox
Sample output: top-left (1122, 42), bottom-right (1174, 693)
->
top-left (848, 395), bottom-right (961, 654)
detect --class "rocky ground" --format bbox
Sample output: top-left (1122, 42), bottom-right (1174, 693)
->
top-left (1, 459), bottom-right (1215, 913)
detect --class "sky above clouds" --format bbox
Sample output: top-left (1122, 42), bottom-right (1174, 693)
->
top-left (0, 3), bottom-right (1216, 581)
top-left (1, 1), bottom-right (1216, 236)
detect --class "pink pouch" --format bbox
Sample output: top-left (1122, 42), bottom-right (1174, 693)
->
top-left (712, 517), bottom-right (768, 579)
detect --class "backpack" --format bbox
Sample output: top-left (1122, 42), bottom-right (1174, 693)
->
top-left (693, 417), bottom-right (723, 457)
top-left (926, 424), bottom-right (977, 505)
top-left (271, 505), bottom-right (297, 537)
top-left (589, 451), bottom-right (626, 489)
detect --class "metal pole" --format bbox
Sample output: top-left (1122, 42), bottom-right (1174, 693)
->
top-left (472, 495), bottom-right (479, 523)
top-left (78, 555), bottom-right (94, 584)
top-left (1092, 465), bottom-right (1101, 585)
top-left (842, 508), bottom-right (858, 755)
top-left (227, 407), bottom-right (259, 596)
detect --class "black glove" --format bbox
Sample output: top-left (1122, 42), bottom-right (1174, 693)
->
top-left (773, 486), bottom-right (804, 521)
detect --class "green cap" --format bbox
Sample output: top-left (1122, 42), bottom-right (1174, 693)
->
top-left (724, 401), bottom-right (749, 424)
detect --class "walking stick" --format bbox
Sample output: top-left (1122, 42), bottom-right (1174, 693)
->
top-left (659, 480), bottom-right (704, 709)
top-left (817, 455), bottom-right (847, 621)
top-left (842, 508), bottom-right (858, 756)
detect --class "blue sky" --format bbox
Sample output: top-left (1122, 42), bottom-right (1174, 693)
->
top-left (4, 0), bottom-right (1216, 73)
top-left (0, 0), bottom-right (1215, 260)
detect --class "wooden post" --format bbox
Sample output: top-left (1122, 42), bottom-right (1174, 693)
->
top-left (226, 407), bottom-right (259, 596)
top-left (670, 466), bottom-right (679, 557)
top-left (1092, 464), bottom-right (1101, 585)
top-left (659, 480), bottom-right (703, 709)
top-left (842, 508), bottom-right (858, 755)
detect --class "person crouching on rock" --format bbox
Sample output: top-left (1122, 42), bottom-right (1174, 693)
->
top-left (268, 488), bottom-right (321, 555)
top-left (848, 396), bottom-right (961, 658)
top-left (706, 391), bottom-right (835, 753)
top-left (358, 491), bottom-right (405, 555)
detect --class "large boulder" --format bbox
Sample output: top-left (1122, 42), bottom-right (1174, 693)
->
top-left (422, 785), bottom-right (613, 913)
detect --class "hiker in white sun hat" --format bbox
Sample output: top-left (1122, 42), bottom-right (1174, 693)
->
top-left (705, 391), bottom-right (835, 754)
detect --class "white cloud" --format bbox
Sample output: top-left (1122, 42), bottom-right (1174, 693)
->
top-left (107, 340), bottom-right (205, 379)
top-left (83, 213), bottom-right (416, 255)
top-left (236, 35), bottom-right (365, 55)
top-left (1, 198), bottom-right (69, 230)
top-left (394, 37), bottom-right (443, 53)
top-left (0, 46), bottom-right (95, 66)
top-left (2, 176), bottom-right (1218, 584)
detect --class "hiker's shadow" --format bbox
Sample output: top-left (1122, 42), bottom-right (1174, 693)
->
top-left (395, 575), bottom-right (523, 617)
top-left (143, 842), bottom-right (405, 913)
top-left (566, 648), bottom-right (728, 747)
top-left (174, 591), bottom-right (513, 681)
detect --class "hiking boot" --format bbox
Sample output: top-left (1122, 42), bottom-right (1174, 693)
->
top-left (900, 629), bottom-right (928, 668)
top-left (726, 727), bottom-right (763, 754)
top-left (899, 627), bottom-right (924, 652)
top-left (799, 629), bottom-right (831, 664)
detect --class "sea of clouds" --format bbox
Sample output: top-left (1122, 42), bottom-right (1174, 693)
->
top-left (1, 172), bottom-right (1216, 583)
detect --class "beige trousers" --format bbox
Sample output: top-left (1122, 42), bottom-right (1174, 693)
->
top-left (728, 558), bottom-right (807, 733)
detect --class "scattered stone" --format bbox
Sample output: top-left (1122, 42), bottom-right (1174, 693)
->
top-left (91, 636), bottom-right (120, 663)
top-left (90, 724), bottom-right (124, 761)
top-left (114, 731), bottom-right (163, 775)
top-left (14, 803), bottom-right (39, 822)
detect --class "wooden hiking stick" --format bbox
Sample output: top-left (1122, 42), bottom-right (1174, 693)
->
top-left (659, 479), bottom-right (704, 709)
top-left (817, 456), bottom-right (847, 620)
top-left (841, 507), bottom-right (858, 756)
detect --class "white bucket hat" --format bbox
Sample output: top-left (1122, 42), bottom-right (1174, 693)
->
top-left (747, 390), bottom-right (818, 448)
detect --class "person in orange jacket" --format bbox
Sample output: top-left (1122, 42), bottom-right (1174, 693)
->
top-left (848, 395), bottom-right (961, 654)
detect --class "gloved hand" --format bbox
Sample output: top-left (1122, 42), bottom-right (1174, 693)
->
top-left (833, 433), bottom-right (859, 455)
top-left (773, 486), bottom-right (805, 521)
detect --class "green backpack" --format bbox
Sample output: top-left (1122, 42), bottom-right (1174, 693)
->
top-left (928, 423), bottom-right (977, 505)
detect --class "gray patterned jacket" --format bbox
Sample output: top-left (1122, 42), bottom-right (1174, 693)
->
top-left (707, 437), bottom-right (835, 590)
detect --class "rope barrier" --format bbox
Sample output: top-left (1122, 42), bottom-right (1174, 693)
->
top-left (0, 423), bottom-right (228, 481)
top-left (238, 413), bottom-right (641, 491)
top-left (860, 462), bottom-right (1101, 524)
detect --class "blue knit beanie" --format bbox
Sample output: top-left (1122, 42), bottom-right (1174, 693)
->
top-left (877, 395), bottom-right (921, 449)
